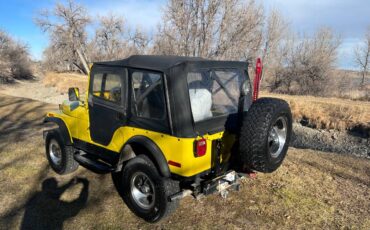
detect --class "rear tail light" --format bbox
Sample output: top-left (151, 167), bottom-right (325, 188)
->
top-left (194, 138), bottom-right (207, 157)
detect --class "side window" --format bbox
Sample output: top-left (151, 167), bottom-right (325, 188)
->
top-left (131, 70), bottom-right (166, 119)
top-left (92, 73), bottom-right (122, 104)
top-left (92, 73), bottom-right (103, 96)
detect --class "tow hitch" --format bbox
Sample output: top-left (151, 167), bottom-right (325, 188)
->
top-left (169, 171), bottom-right (257, 201)
top-left (203, 171), bottom-right (240, 197)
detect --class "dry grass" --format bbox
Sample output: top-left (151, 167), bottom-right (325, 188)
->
top-left (262, 92), bottom-right (370, 132)
top-left (42, 72), bottom-right (88, 94)
top-left (329, 69), bottom-right (370, 101)
top-left (336, 87), bottom-right (370, 101)
top-left (0, 93), bottom-right (369, 229)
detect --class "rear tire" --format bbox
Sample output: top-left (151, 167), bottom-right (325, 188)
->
top-left (239, 98), bottom-right (292, 173)
top-left (45, 130), bottom-right (79, 175)
top-left (118, 155), bottom-right (179, 223)
top-left (111, 169), bottom-right (124, 197)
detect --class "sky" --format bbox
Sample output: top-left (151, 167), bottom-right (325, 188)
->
top-left (264, 0), bottom-right (370, 69)
top-left (0, 0), bottom-right (369, 69)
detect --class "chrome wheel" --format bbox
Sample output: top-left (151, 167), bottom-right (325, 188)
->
top-left (130, 172), bottom-right (155, 210)
top-left (268, 116), bottom-right (288, 158)
top-left (49, 139), bottom-right (62, 165)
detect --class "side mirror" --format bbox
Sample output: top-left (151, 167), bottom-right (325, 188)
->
top-left (68, 87), bottom-right (80, 101)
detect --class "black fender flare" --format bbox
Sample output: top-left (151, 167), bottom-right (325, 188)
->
top-left (119, 135), bottom-right (171, 178)
top-left (43, 117), bottom-right (72, 145)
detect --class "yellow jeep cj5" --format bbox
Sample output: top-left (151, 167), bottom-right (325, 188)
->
top-left (43, 55), bottom-right (292, 222)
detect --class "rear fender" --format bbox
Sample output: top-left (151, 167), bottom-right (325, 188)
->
top-left (118, 136), bottom-right (171, 178)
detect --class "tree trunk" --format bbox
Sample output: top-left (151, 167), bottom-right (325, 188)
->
top-left (72, 62), bottom-right (86, 74)
top-left (76, 48), bottom-right (89, 75)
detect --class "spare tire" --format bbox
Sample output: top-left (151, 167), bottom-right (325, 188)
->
top-left (239, 97), bottom-right (292, 173)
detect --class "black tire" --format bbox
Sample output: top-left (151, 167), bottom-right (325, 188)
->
top-left (119, 155), bottom-right (179, 223)
top-left (111, 169), bottom-right (124, 197)
top-left (45, 130), bottom-right (79, 175)
top-left (239, 97), bottom-right (292, 173)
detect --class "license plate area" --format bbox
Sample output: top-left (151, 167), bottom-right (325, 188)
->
top-left (202, 171), bottom-right (240, 195)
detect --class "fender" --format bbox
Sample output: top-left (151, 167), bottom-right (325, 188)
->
top-left (43, 117), bottom-right (73, 145)
top-left (119, 135), bottom-right (171, 178)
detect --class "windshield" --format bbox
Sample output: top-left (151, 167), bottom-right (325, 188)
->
top-left (187, 68), bottom-right (246, 122)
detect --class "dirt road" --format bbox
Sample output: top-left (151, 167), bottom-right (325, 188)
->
top-left (0, 77), bottom-right (68, 105)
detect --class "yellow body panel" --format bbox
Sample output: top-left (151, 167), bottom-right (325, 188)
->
top-left (46, 66), bottom-right (236, 177)
top-left (47, 106), bottom-right (232, 177)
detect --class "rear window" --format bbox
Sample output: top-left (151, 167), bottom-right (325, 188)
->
top-left (187, 69), bottom-right (244, 122)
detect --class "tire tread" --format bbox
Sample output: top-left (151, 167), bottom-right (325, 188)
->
top-left (120, 155), bottom-right (179, 222)
top-left (45, 130), bottom-right (79, 175)
top-left (239, 97), bottom-right (292, 173)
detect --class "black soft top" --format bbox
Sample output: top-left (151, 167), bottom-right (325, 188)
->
top-left (92, 55), bottom-right (250, 138)
top-left (94, 55), bottom-right (247, 73)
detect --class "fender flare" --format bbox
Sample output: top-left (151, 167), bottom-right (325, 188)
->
top-left (43, 117), bottom-right (73, 145)
top-left (119, 135), bottom-right (171, 178)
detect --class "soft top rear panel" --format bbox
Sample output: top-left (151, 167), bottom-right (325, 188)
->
top-left (168, 61), bottom-right (250, 138)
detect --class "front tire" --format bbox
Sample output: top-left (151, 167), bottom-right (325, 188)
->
top-left (45, 130), bottom-right (79, 175)
top-left (119, 155), bottom-right (179, 223)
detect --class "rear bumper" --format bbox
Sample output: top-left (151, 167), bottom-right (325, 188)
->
top-left (169, 170), bottom-right (256, 201)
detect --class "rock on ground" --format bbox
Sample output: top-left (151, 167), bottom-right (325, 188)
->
top-left (291, 123), bottom-right (370, 158)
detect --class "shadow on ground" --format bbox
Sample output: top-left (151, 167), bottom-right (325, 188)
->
top-left (20, 177), bottom-right (89, 230)
top-left (0, 94), bottom-right (56, 153)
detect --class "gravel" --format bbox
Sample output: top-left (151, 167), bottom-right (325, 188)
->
top-left (291, 123), bottom-right (370, 158)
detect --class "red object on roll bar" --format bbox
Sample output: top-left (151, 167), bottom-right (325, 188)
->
top-left (253, 58), bottom-right (263, 102)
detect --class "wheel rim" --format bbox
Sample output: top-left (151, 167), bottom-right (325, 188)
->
top-left (130, 172), bottom-right (155, 210)
top-left (49, 139), bottom-right (62, 165)
top-left (268, 116), bottom-right (288, 158)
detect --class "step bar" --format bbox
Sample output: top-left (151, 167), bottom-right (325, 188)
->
top-left (74, 152), bottom-right (115, 174)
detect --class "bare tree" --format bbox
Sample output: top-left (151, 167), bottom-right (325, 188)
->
top-left (0, 30), bottom-right (32, 83)
top-left (354, 26), bottom-right (370, 86)
top-left (258, 8), bottom-right (289, 89)
top-left (261, 8), bottom-right (288, 67)
top-left (153, 0), bottom-right (264, 61)
top-left (128, 27), bottom-right (150, 55)
top-left (35, 0), bottom-right (288, 76)
top-left (89, 15), bottom-right (150, 61)
top-left (89, 14), bottom-right (126, 61)
top-left (270, 27), bottom-right (341, 95)
top-left (35, 0), bottom-right (90, 74)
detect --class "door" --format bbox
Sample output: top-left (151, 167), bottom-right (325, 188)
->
top-left (88, 66), bottom-right (127, 146)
